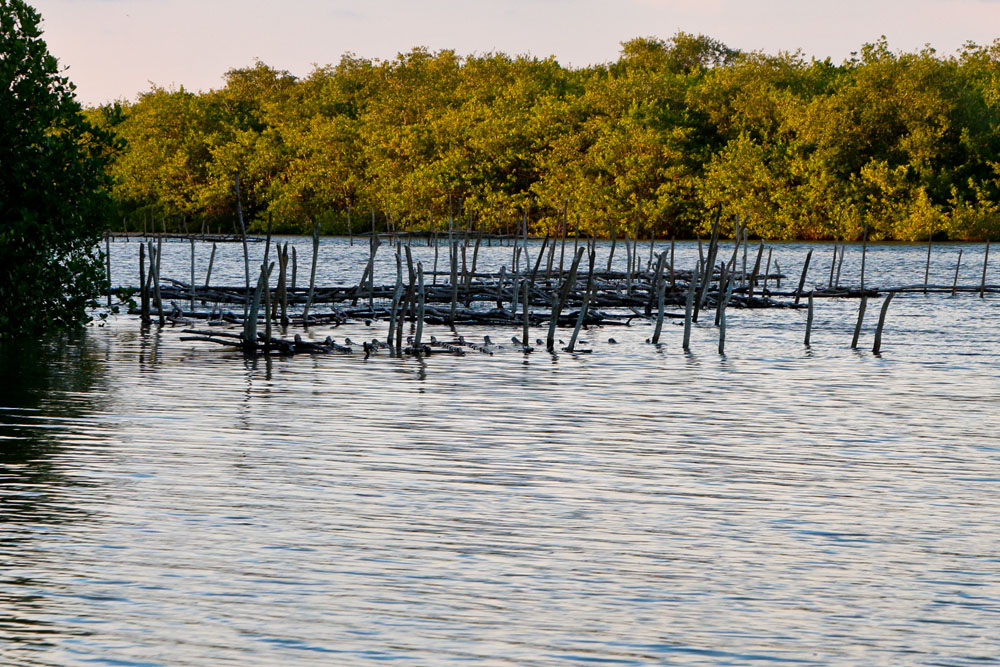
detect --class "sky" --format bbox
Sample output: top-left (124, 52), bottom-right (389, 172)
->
top-left (28, 0), bottom-right (1000, 106)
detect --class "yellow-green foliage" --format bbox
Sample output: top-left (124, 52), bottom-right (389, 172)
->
top-left (99, 35), bottom-right (1000, 240)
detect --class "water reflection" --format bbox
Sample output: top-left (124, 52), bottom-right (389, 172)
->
top-left (0, 335), bottom-right (110, 654)
top-left (1, 243), bottom-right (999, 665)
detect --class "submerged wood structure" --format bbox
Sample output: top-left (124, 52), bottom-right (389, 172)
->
top-left (108, 214), bottom-right (997, 358)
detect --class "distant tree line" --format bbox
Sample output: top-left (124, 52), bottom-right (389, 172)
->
top-left (89, 34), bottom-right (1000, 241)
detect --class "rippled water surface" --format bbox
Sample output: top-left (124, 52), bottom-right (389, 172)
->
top-left (2, 239), bottom-right (999, 665)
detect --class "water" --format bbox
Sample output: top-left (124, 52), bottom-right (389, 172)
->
top-left (2, 240), bottom-right (999, 665)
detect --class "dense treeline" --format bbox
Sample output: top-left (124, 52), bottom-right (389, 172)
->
top-left (89, 34), bottom-right (1000, 241)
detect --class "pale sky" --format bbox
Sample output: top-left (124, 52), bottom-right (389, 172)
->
top-left (29, 0), bottom-right (1000, 106)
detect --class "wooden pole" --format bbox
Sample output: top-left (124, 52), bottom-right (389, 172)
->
top-left (189, 238), bottom-right (195, 312)
top-left (204, 242), bottom-right (216, 288)
top-left (718, 274), bottom-right (734, 355)
top-left (683, 264), bottom-right (698, 351)
top-left (522, 276), bottom-right (531, 352)
top-left (763, 248), bottom-right (773, 293)
top-left (872, 292), bottom-right (895, 354)
top-left (303, 222), bottom-right (320, 324)
top-left (851, 295), bottom-right (867, 349)
top-left (794, 249), bottom-right (813, 305)
top-left (828, 241), bottom-right (837, 289)
top-left (388, 251), bottom-right (403, 353)
top-left (924, 235), bottom-right (932, 294)
top-left (952, 248), bottom-right (963, 296)
top-left (105, 235), bottom-right (112, 308)
top-left (650, 252), bottom-right (668, 344)
top-left (415, 261), bottom-right (426, 350)
top-left (547, 247), bottom-right (584, 351)
top-left (234, 173), bottom-right (250, 318)
top-left (139, 242), bottom-right (149, 324)
top-left (567, 248), bottom-right (595, 352)
top-left (835, 242), bottom-right (845, 288)
top-left (154, 235), bottom-right (164, 326)
top-left (804, 292), bottom-right (814, 346)
top-left (980, 240), bottom-right (990, 298)
top-left (860, 222), bottom-right (868, 291)
top-left (606, 228), bottom-right (617, 273)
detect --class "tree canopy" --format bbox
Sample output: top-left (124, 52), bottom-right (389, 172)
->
top-left (98, 34), bottom-right (1000, 241)
top-left (1, 0), bottom-right (113, 336)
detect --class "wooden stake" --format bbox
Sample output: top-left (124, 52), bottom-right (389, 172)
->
top-left (547, 247), bottom-right (584, 351)
top-left (303, 222), bottom-right (320, 324)
top-left (851, 295), bottom-right (867, 349)
top-left (683, 264), bottom-right (698, 351)
top-left (189, 238), bottom-right (195, 312)
top-left (924, 235), bottom-right (932, 294)
top-left (650, 252), bottom-right (668, 344)
top-left (567, 248), bottom-right (595, 352)
top-left (105, 235), bottom-right (112, 308)
top-left (860, 222), bottom-right (868, 291)
top-left (414, 262), bottom-right (426, 349)
top-left (804, 292), bottom-right (814, 346)
top-left (980, 239), bottom-right (990, 298)
top-left (952, 248), bottom-right (963, 296)
top-left (234, 173), bottom-right (250, 318)
top-left (204, 242), bottom-right (216, 288)
top-left (872, 292), bottom-right (895, 354)
top-left (794, 250), bottom-right (813, 305)
top-left (139, 242), bottom-right (150, 324)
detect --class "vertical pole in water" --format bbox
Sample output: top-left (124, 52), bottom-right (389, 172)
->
top-left (835, 242), bottom-right (845, 288)
top-left (235, 174), bottom-right (250, 319)
top-left (204, 242), bottom-right (216, 288)
top-left (154, 235), bottom-right (164, 326)
top-left (980, 239), bottom-right (990, 298)
top-left (395, 250), bottom-right (406, 354)
top-left (606, 228), bottom-right (617, 273)
top-left (262, 217), bottom-right (273, 347)
top-left (828, 241), bottom-right (837, 289)
top-left (433, 233), bottom-right (439, 286)
top-left (496, 266), bottom-right (506, 309)
top-left (414, 262), bottom-right (426, 350)
top-left (924, 235), bottom-right (933, 294)
top-left (547, 247), bottom-right (583, 352)
top-left (763, 248), bottom-right (773, 293)
top-left (558, 201), bottom-right (568, 277)
top-left (139, 243), bottom-right (150, 324)
top-left (670, 237), bottom-right (676, 289)
top-left (650, 253), bottom-right (668, 344)
top-left (718, 275), bottom-right (734, 355)
top-left (748, 242), bottom-right (764, 300)
top-left (851, 295), bottom-right (868, 349)
top-left (683, 264), bottom-right (698, 351)
top-left (952, 248), bottom-right (963, 296)
top-left (804, 292), bottom-right (814, 347)
top-left (742, 227), bottom-right (748, 288)
top-left (105, 235), bottom-right (112, 308)
top-left (860, 222), bottom-right (868, 291)
top-left (189, 238), bottom-right (196, 312)
top-left (450, 238), bottom-right (458, 326)
top-left (348, 203), bottom-right (353, 246)
top-left (794, 250), bottom-right (813, 305)
top-left (522, 276), bottom-right (531, 352)
top-left (872, 292), bottom-right (895, 354)
top-left (387, 252), bottom-right (402, 353)
top-left (567, 249), bottom-right (595, 352)
top-left (291, 247), bottom-right (297, 290)
top-left (303, 222), bottom-right (319, 325)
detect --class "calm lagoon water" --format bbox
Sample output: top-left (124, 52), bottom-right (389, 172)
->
top-left (1, 239), bottom-right (998, 665)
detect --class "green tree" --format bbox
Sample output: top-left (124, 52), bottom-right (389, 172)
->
top-left (0, 0), bottom-right (113, 335)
